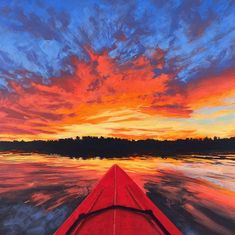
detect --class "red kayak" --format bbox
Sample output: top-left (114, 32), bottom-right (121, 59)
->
top-left (55, 164), bottom-right (182, 235)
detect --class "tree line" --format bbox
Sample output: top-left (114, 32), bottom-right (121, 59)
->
top-left (0, 136), bottom-right (234, 158)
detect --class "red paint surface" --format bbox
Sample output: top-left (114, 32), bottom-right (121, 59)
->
top-left (55, 164), bottom-right (182, 235)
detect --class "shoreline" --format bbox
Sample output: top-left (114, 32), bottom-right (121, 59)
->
top-left (0, 136), bottom-right (235, 159)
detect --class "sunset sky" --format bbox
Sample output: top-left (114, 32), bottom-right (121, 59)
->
top-left (0, 0), bottom-right (235, 140)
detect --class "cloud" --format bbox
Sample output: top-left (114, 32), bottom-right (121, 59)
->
top-left (0, 0), bottom-right (235, 140)
top-left (187, 69), bottom-right (235, 109)
top-left (1, 0), bottom-right (234, 83)
top-left (0, 45), bottom-right (234, 139)
top-left (0, 47), bottom-right (171, 139)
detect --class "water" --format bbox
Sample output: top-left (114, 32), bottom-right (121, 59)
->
top-left (0, 152), bottom-right (234, 235)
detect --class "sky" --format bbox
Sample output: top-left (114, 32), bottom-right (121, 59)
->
top-left (0, 0), bottom-right (235, 140)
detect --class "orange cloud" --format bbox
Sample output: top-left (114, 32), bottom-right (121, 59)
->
top-left (0, 48), bottom-right (170, 139)
top-left (187, 69), bottom-right (235, 109)
top-left (0, 48), bottom-right (234, 140)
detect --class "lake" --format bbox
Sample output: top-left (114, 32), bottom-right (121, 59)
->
top-left (0, 152), bottom-right (234, 235)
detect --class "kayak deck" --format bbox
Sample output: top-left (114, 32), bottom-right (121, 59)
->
top-left (55, 164), bottom-right (182, 235)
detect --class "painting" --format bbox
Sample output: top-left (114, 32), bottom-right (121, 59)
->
top-left (0, 1), bottom-right (234, 234)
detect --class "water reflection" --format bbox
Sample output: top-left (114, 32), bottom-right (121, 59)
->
top-left (0, 152), bottom-right (234, 235)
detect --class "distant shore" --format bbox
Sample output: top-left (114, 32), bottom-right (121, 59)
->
top-left (0, 136), bottom-right (235, 158)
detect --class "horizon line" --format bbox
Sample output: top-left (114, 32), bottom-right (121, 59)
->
top-left (1, 135), bottom-right (235, 142)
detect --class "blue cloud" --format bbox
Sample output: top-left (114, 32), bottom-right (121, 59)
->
top-left (0, 0), bottom-right (234, 88)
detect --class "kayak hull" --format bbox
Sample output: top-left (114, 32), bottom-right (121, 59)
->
top-left (55, 164), bottom-right (182, 235)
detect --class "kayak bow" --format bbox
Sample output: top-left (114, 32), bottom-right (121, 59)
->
top-left (55, 164), bottom-right (182, 235)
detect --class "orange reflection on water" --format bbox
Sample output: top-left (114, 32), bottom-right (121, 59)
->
top-left (0, 152), bottom-right (235, 234)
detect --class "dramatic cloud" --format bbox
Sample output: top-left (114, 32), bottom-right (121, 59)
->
top-left (0, 0), bottom-right (234, 140)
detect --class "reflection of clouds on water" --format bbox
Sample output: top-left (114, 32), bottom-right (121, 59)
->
top-left (0, 152), bottom-right (235, 235)
top-left (0, 153), bottom-right (97, 234)
top-left (159, 158), bottom-right (235, 192)
top-left (144, 170), bottom-right (235, 235)
top-left (0, 182), bottom-right (88, 235)
top-left (0, 160), bottom-right (96, 208)
top-left (0, 200), bottom-right (71, 235)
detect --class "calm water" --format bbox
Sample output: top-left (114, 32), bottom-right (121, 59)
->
top-left (0, 152), bottom-right (235, 235)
